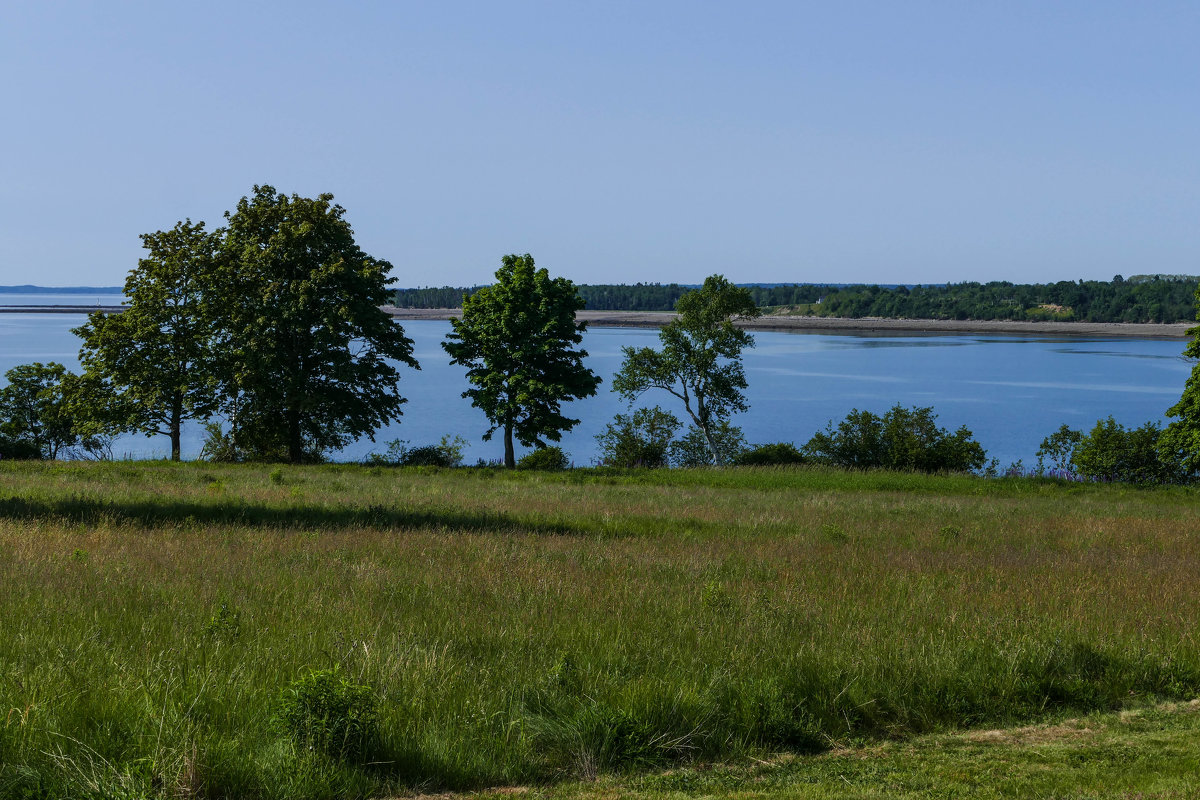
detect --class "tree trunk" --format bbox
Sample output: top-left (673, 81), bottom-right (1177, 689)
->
top-left (170, 398), bottom-right (182, 462)
top-left (701, 421), bottom-right (721, 466)
top-left (504, 423), bottom-right (515, 469)
top-left (288, 409), bottom-right (303, 464)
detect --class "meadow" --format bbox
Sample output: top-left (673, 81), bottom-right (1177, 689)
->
top-left (2, 460), bottom-right (1199, 798)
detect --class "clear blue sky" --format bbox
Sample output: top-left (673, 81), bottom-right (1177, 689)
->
top-left (2, 1), bottom-right (1197, 288)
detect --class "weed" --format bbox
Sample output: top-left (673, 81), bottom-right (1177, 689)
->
top-left (203, 602), bottom-right (241, 640)
top-left (820, 522), bottom-right (849, 543)
top-left (276, 669), bottom-right (379, 762)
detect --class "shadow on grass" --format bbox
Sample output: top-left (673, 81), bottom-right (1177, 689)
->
top-left (0, 495), bottom-right (579, 536)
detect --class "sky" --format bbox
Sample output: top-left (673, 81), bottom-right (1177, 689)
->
top-left (1, 1), bottom-right (1197, 288)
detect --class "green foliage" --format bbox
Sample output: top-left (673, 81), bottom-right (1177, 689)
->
top-left (198, 421), bottom-right (239, 463)
top-left (547, 652), bottom-right (582, 695)
top-left (443, 254), bottom-right (600, 468)
top-left (396, 276), bottom-right (1200, 323)
top-left (0, 362), bottom-right (74, 459)
top-left (203, 602), bottom-right (242, 639)
top-left (670, 422), bottom-right (746, 467)
top-left (799, 277), bottom-right (1198, 323)
top-left (1036, 424), bottom-right (1084, 475)
top-left (368, 435), bottom-right (469, 467)
top-left (612, 275), bottom-right (759, 465)
top-left (0, 362), bottom-right (119, 460)
top-left (517, 446), bottom-right (570, 471)
top-left (1072, 417), bottom-right (1182, 484)
top-left (73, 219), bottom-right (220, 461)
top-left (212, 185), bottom-right (419, 463)
top-left (594, 406), bottom-right (681, 468)
top-left (733, 442), bottom-right (806, 466)
top-left (277, 669), bottom-right (379, 761)
top-left (0, 433), bottom-right (42, 460)
top-left (1161, 302), bottom-right (1200, 478)
top-left (804, 404), bottom-right (987, 473)
top-left (198, 420), bottom-right (326, 464)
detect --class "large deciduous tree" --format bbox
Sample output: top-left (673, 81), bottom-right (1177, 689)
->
top-left (213, 185), bottom-right (419, 463)
top-left (611, 274), bottom-right (760, 465)
top-left (74, 219), bottom-right (220, 461)
top-left (442, 254), bottom-right (600, 468)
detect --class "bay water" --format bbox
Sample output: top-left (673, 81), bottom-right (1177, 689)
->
top-left (0, 303), bottom-right (1193, 467)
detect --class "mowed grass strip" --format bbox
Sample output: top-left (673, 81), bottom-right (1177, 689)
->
top-left (1, 460), bottom-right (1198, 798)
top-left (525, 700), bottom-right (1200, 799)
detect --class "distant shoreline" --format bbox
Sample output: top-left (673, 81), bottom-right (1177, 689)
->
top-left (3, 304), bottom-right (1193, 339)
top-left (0, 305), bottom-right (127, 314)
top-left (383, 307), bottom-right (1197, 339)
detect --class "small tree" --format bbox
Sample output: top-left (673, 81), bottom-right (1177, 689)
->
top-left (0, 363), bottom-right (121, 459)
top-left (612, 275), bottom-right (759, 465)
top-left (1036, 424), bottom-right (1083, 476)
top-left (595, 406), bottom-right (681, 467)
top-left (443, 254), bottom-right (601, 468)
top-left (0, 363), bottom-right (74, 458)
top-left (74, 219), bottom-right (220, 461)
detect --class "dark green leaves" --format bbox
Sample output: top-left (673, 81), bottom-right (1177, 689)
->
top-left (74, 219), bottom-right (219, 460)
top-left (612, 275), bottom-right (759, 465)
top-left (443, 254), bottom-right (600, 467)
top-left (212, 186), bottom-right (419, 463)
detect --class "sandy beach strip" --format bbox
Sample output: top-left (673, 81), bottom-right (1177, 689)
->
top-left (382, 307), bottom-right (1196, 339)
top-left (5, 304), bottom-right (1191, 339)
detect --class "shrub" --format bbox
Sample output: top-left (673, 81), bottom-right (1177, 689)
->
top-left (0, 434), bottom-right (42, 460)
top-left (804, 404), bottom-right (986, 473)
top-left (518, 446), bottom-right (570, 471)
top-left (1072, 417), bottom-right (1183, 484)
top-left (199, 421), bottom-right (326, 463)
top-left (1036, 424), bottom-right (1083, 476)
top-left (367, 434), bottom-right (468, 467)
top-left (276, 669), bottom-right (379, 761)
top-left (669, 422), bottom-right (746, 467)
top-left (199, 422), bottom-right (240, 463)
top-left (595, 406), bottom-right (680, 468)
top-left (734, 442), bottom-right (805, 466)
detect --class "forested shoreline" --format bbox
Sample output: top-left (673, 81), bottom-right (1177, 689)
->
top-left (393, 275), bottom-right (1200, 324)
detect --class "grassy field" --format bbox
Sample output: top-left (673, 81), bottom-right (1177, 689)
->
top-left (1, 461), bottom-right (1199, 799)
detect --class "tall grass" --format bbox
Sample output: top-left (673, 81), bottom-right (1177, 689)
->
top-left (1, 460), bottom-right (1199, 797)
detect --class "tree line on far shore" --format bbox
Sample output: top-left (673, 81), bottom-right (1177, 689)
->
top-left (393, 275), bottom-right (1200, 324)
top-left (3, 185), bottom-right (1200, 483)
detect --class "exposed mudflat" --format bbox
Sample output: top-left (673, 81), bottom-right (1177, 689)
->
top-left (382, 307), bottom-right (1196, 339)
top-left (9, 303), bottom-right (1191, 338)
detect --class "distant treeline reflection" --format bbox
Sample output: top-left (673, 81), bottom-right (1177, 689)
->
top-left (393, 275), bottom-right (1200, 323)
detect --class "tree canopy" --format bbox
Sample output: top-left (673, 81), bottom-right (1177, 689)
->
top-left (0, 362), bottom-right (119, 459)
top-left (442, 254), bottom-right (600, 468)
top-left (611, 274), bottom-right (759, 465)
top-left (74, 219), bottom-right (220, 460)
top-left (1160, 288), bottom-right (1200, 477)
top-left (393, 276), bottom-right (1200, 324)
top-left (211, 185), bottom-right (419, 463)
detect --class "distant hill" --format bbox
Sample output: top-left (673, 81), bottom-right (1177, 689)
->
top-left (0, 285), bottom-right (124, 294)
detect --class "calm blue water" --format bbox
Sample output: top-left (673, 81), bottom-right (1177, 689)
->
top-left (0, 293), bottom-right (127, 307)
top-left (0, 308), bottom-right (1193, 467)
